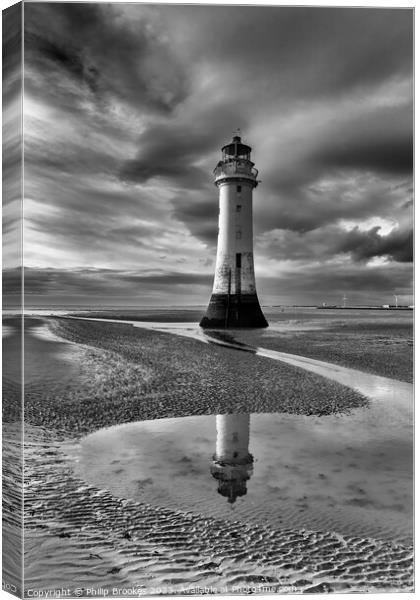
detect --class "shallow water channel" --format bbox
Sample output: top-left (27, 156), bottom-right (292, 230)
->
top-left (72, 399), bottom-right (412, 546)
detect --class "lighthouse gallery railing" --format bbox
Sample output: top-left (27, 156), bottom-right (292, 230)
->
top-left (213, 162), bottom-right (258, 180)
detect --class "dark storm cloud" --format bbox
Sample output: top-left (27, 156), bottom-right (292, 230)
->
top-left (257, 105), bottom-right (413, 235)
top-left (316, 135), bottom-right (412, 176)
top-left (256, 176), bottom-right (412, 235)
top-left (162, 6), bottom-right (412, 100)
top-left (336, 226), bottom-right (413, 263)
top-left (119, 105), bottom-right (248, 186)
top-left (313, 105), bottom-right (413, 176)
top-left (257, 221), bottom-right (413, 264)
top-left (24, 2), bottom-right (190, 114)
top-left (258, 103), bottom-right (413, 234)
top-left (120, 159), bottom-right (206, 188)
top-left (171, 193), bottom-right (218, 246)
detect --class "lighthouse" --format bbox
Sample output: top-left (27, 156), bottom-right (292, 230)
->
top-left (210, 414), bottom-right (254, 504)
top-left (200, 135), bottom-right (268, 329)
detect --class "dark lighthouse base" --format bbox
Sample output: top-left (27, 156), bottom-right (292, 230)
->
top-left (200, 293), bottom-right (268, 329)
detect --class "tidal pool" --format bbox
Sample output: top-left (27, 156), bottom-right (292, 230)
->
top-left (71, 398), bottom-right (412, 546)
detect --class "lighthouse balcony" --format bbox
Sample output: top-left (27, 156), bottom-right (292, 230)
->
top-left (213, 161), bottom-right (258, 184)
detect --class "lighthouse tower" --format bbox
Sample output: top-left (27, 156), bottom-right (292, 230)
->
top-left (200, 135), bottom-right (268, 329)
top-left (210, 414), bottom-right (254, 504)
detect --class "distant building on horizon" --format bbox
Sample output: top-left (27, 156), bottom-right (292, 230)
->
top-left (200, 135), bottom-right (268, 329)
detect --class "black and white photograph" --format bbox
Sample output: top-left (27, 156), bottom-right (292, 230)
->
top-left (2, 0), bottom-right (414, 596)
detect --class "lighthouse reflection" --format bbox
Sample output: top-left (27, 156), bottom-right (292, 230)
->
top-left (210, 414), bottom-right (253, 504)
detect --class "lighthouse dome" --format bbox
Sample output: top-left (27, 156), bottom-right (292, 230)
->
top-left (222, 136), bottom-right (251, 160)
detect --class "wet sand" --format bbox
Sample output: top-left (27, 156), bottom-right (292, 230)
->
top-left (65, 316), bottom-right (411, 405)
top-left (59, 307), bottom-right (412, 382)
top-left (3, 315), bottom-right (413, 594)
top-left (235, 312), bottom-right (413, 383)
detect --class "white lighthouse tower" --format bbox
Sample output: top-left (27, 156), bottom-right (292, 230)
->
top-left (210, 414), bottom-right (254, 504)
top-left (200, 135), bottom-right (268, 328)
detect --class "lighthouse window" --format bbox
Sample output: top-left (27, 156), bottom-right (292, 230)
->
top-left (236, 253), bottom-right (242, 268)
top-left (236, 231), bottom-right (242, 240)
top-left (236, 185), bottom-right (242, 193)
top-left (236, 204), bottom-right (242, 212)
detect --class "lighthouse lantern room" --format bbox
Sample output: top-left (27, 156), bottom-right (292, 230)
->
top-left (200, 135), bottom-right (268, 329)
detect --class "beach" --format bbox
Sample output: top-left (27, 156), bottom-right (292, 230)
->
top-left (3, 309), bottom-right (413, 595)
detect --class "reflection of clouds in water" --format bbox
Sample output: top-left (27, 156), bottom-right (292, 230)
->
top-left (178, 456), bottom-right (193, 463)
top-left (345, 497), bottom-right (377, 509)
top-left (346, 483), bottom-right (368, 495)
top-left (174, 468), bottom-right (202, 477)
top-left (265, 485), bottom-right (289, 496)
top-left (136, 478), bottom-right (153, 489)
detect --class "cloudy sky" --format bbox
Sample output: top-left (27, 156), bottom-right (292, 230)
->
top-left (4, 2), bottom-right (413, 306)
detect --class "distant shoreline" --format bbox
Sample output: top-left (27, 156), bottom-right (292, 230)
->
top-left (316, 306), bottom-right (413, 310)
top-left (2, 304), bottom-right (414, 311)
